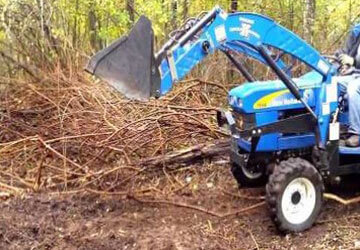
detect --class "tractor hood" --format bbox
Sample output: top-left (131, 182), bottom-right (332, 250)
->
top-left (229, 71), bottom-right (323, 113)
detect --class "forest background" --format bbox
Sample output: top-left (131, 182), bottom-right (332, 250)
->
top-left (1, 0), bottom-right (360, 82)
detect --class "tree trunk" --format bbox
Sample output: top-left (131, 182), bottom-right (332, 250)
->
top-left (348, 0), bottom-right (352, 30)
top-left (126, 0), bottom-right (135, 25)
top-left (227, 1), bottom-right (238, 82)
top-left (288, 0), bottom-right (294, 31)
top-left (303, 0), bottom-right (316, 43)
top-left (182, 0), bottom-right (189, 21)
top-left (171, 0), bottom-right (178, 29)
top-left (230, 0), bottom-right (238, 12)
top-left (97, 17), bottom-right (103, 49)
top-left (230, 0), bottom-right (238, 13)
top-left (73, 0), bottom-right (79, 47)
top-left (88, 1), bottom-right (98, 51)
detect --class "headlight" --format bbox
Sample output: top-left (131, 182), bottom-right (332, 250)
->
top-left (228, 95), bottom-right (242, 108)
top-left (236, 98), bottom-right (243, 108)
top-left (228, 95), bottom-right (236, 106)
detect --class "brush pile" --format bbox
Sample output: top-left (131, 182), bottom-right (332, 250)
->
top-left (0, 70), bottom-right (230, 194)
top-left (0, 1), bottom-right (237, 195)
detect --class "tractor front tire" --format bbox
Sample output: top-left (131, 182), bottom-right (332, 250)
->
top-left (266, 158), bottom-right (324, 233)
top-left (231, 162), bottom-right (267, 188)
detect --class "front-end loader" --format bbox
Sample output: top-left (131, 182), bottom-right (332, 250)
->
top-left (86, 6), bottom-right (360, 233)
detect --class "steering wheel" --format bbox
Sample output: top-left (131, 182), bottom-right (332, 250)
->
top-left (323, 55), bottom-right (356, 76)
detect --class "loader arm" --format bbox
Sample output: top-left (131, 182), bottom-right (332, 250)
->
top-left (158, 6), bottom-right (332, 96)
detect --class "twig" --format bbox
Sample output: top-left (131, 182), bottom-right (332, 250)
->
top-left (168, 79), bottom-right (228, 101)
top-left (28, 84), bottom-right (59, 108)
top-left (87, 189), bottom-right (128, 196)
top-left (81, 165), bottom-right (141, 188)
top-left (324, 193), bottom-right (360, 205)
top-left (0, 181), bottom-right (24, 193)
top-left (0, 171), bottom-right (34, 190)
top-left (221, 201), bottom-right (266, 217)
top-left (248, 229), bottom-right (260, 250)
top-left (34, 152), bottom-right (45, 191)
top-left (105, 167), bottom-right (147, 191)
top-left (0, 136), bottom-right (38, 152)
top-left (128, 195), bottom-right (265, 218)
top-left (48, 189), bottom-right (85, 195)
top-left (38, 136), bottom-right (89, 173)
top-left (44, 132), bottom-right (112, 143)
top-left (221, 188), bottom-right (265, 201)
top-left (86, 188), bottom-right (153, 196)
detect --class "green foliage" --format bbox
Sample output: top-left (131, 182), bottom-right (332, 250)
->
top-left (1, 0), bottom-right (360, 50)
top-left (0, 0), bottom-right (360, 77)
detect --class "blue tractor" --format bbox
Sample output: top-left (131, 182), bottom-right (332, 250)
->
top-left (86, 6), bottom-right (359, 233)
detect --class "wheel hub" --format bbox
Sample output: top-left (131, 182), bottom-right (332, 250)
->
top-left (291, 191), bottom-right (301, 205)
top-left (241, 164), bottom-right (262, 179)
top-left (281, 177), bottom-right (316, 225)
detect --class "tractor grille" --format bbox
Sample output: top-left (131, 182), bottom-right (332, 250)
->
top-left (232, 112), bottom-right (255, 131)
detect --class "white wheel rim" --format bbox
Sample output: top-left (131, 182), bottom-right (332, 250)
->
top-left (281, 177), bottom-right (316, 225)
top-left (241, 165), bottom-right (262, 179)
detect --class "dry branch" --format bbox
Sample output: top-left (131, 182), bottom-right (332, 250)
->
top-left (138, 139), bottom-right (229, 167)
top-left (38, 136), bottom-right (89, 174)
top-left (128, 195), bottom-right (265, 218)
top-left (0, 182), bottom-right (24, 193)
top-left (324, 193), bottom-right (360, 205)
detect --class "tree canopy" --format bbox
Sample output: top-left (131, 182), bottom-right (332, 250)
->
top-left (0, 0), bottom-right (360, 78)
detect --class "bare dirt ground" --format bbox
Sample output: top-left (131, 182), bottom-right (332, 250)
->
top-left (1, 162), bottom-right (360, 250)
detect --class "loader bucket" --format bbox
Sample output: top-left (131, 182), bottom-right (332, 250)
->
top-left (85, 16), bottom-right (161, 101)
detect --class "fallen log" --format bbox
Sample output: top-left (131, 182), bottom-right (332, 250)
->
top-left (138, 139), bottom-right (230, 167)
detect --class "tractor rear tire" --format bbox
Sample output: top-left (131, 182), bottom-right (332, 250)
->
top-left (266, 157), bottom-right (324, 233)
top-left (231, 162), bottom-right (267, 188)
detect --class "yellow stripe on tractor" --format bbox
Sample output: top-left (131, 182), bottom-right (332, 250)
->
top-left (253, 90), bottom-right (290, 109)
